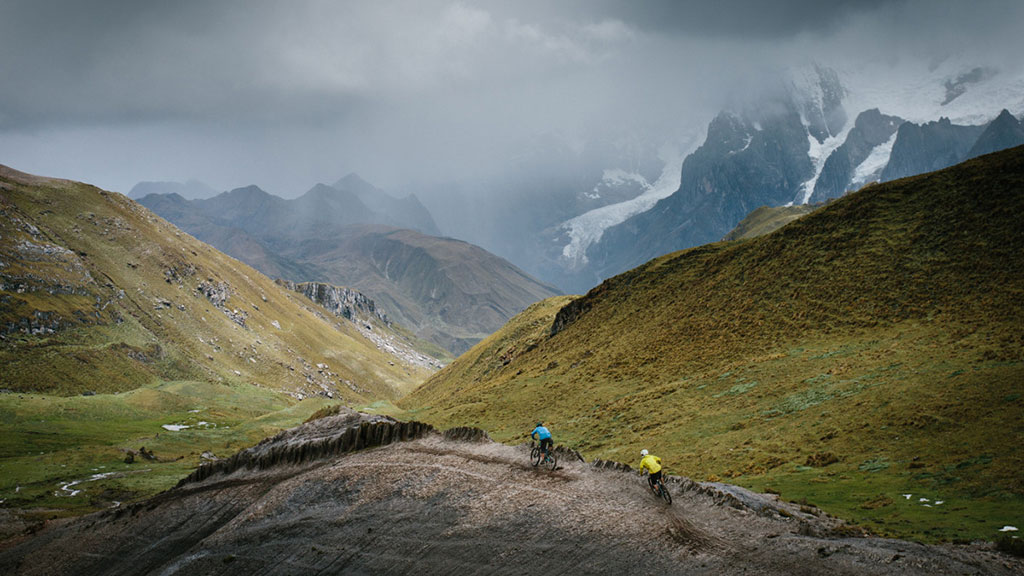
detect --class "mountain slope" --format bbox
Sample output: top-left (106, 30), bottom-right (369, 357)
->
top-left (0, 165), bottom-right (425, 400)
top-left (809, 108), bottom-right (903, 202)
top-left (141, 189), bottom-right (561, 355)
top-left (3, 412), bottom-right (1019, 575)
top-left (401, 147), bottom-right (1024, 541)
top-left (289, 225), bottom-right (562, 355)
top-left (583, 105), bottom-right (814, 283)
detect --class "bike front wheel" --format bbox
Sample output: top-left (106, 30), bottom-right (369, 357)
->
top-left (531, 446), bottom-right (541, 467)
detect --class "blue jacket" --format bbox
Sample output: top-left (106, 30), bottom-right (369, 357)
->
top-left (531, 425), bottom-right (551, 441)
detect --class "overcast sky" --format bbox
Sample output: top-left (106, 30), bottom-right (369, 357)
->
top-left (1, 0), bottom-right (1022, 196)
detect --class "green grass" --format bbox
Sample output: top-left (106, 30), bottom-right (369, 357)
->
top-left (0, 381), bottom-right (338, 519)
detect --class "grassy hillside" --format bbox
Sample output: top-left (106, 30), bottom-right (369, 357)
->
top-left (401, 147), bottom-right (1024, 543)
top-left (0, 165), bottom-right (432, 521)
top-left (1, 166), bottom-right (430, 398)
top-left (722, 203), bottom-right (821, 241)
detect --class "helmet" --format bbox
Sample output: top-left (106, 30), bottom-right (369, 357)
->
top-left (536, 421), bottom-right (543, 427)
top-left (641, 449), bottom-right (649, 456)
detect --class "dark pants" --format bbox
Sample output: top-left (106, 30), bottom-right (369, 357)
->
top-left (539, 438), bottom-right (553, 453)
top-left (648, 470), bottom-right (662, 490)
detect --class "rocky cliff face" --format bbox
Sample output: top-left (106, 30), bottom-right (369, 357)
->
top-left (810, 108), bottom-right (903, 202)
top-left (881, 118), bottom-right (986, 181)
top-left (276, 280), bottom-right (387, 324)
top-left (585, 101), bottom-right (814, 282)
top-left (967, 109), bottom-right (1024, 159)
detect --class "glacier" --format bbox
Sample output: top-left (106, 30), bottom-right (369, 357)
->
top-left (851, 132), bottom-right (899, 188)
top-left (559, 153), bottom-right (685, 267)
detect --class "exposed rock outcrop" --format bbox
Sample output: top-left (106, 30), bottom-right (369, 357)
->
top-left (276, 279), bottom-right (387, 324)
top-left (881, 117), bottom-right (985, 181)
top-left (178, 414), bottom-right (433, 486)
top-left (442, 426), bottom-right (490, 442)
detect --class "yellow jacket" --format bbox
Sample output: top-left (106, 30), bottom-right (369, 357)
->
top-left (639, 454), bottom-right (662, 475)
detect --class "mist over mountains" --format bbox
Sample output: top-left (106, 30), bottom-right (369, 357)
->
top-left (138, 177), bottom-right (559, 355)
top-left (131, 60), bottom-right (1024, 299)
top-left (406, 62), bottom-right (1024, 294)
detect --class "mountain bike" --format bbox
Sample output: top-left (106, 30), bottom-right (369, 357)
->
top-left (531, 444), bottom-right (558, 471)
top-left (648, 475), bottom-right (672, 505)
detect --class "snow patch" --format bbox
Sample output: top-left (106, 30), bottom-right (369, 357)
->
top-left (162, 424), bottom-right (190, 432)
top-left (55, 472), bottom-right (118, 498)
top-left (734, 135), bottom-right (753, 154)
top-left (851, 132), bottom-right (898, 187)
top-left (593, 168), bottom-right (648, 192)
top-left (1000, 526), bottom-right (1019, 532)
top-left (798, 121), bottom-right (853, 204)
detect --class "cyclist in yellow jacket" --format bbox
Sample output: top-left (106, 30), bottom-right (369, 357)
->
top-left (638, 449), bottom-right (663, 492)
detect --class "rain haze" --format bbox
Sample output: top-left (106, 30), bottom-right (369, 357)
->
top-left (1, 0), bottom-right (1022, 198)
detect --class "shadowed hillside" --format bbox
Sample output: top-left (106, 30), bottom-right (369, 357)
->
top-left (401, 146), bottom-right (1024, 542)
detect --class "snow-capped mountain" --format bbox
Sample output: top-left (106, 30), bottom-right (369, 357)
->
top-left (557, 151), bottom-right (685, 270)
top-left (540, 60), bottom-right (1024, 293)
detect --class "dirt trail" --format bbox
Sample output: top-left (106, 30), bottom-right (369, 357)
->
top-left (1, 413), bottom-right (1020, 575)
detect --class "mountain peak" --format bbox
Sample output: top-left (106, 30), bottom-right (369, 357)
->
top-left (333, 173), bottom-right (379, 195)
top-left (128, 180), bottom-right (218, 200)
top-left (967, 108), bottom-right (1024, 159)
top-left (225, 184), bottom-right (270, 198)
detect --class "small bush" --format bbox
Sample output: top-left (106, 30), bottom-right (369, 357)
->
top-left (996, 535), bottom-right (1024, 557)
top-left (861, 495), bottom-right (894, 510)
top-left (304, 404), bottom-right (345, 423)
top-left (805, 452), bottom-right (840, 467)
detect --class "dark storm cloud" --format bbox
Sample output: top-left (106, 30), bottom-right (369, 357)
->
top-left (0, 0), bottom-right (1021, 194)
top-left (542, 0), bottom-right (893, 38)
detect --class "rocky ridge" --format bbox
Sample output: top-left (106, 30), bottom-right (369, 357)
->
top-left (277, 279), bottom-right (445, 370)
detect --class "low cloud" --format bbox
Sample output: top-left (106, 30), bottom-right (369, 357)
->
top-left (1, 0), bottom-right (1021, 194)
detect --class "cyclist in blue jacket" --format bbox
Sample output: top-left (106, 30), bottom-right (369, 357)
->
top-left (531, 421), bottom-right (553, 460)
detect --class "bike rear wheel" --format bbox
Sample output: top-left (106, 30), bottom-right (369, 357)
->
top-left (659, 481), bottom-right (672, 505)
top-left (547, 450), bottom-right (558, 471)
